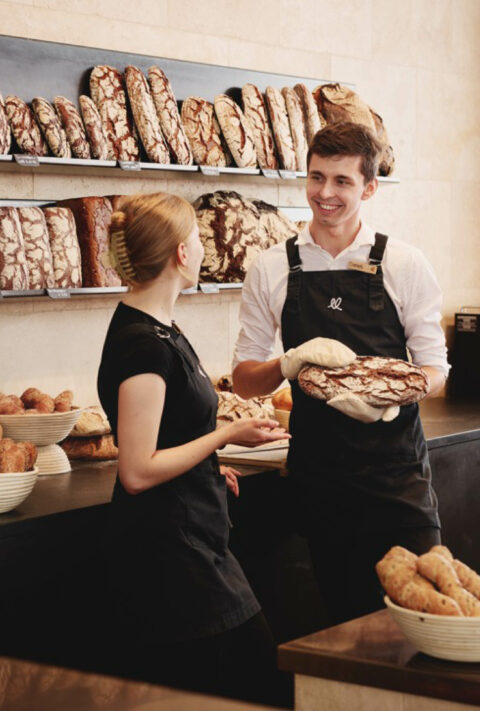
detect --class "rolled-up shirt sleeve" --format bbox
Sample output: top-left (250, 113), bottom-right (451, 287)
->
top-left (401, 249), bottom-right (450, 378)
top-left (232, 254), bottom-right (278, 370)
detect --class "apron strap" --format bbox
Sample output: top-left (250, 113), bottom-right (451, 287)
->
top-left (285, 236), bottom-right (303, 300)
top-left (368, 232), bottom-right (388, 312)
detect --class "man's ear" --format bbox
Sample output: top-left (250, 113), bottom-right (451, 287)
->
top-left (361, 178), bottom-right (378, 201)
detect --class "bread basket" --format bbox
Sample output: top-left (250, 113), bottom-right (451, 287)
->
top-left (0, 466), bottom-right (39, 513)
top-left (384, 595), bottom-right (480, 662)
top-left (274, 408), bottom-right (290, 432)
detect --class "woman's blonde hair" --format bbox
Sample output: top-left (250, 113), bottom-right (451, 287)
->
top-left (109, 192), bottom-right (196, 285)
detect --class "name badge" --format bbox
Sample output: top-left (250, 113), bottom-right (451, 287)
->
top-left (348, 260), bottom-right (378, 275)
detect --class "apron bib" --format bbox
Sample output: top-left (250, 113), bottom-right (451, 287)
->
top-left (280, 233), bottom-right (440, 530)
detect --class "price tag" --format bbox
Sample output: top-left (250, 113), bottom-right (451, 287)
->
top-left (261, 168), bottom-right (280, 179)
top-left (118, 160), bottom-right (141, 171)
top-left (47, 288), bottom-right (71, 299)
top-left (279, 170), bottom-right (297, 180)
top-left (200, 165), bottom-right (220, 177)
top-left (14, 154), bottom-right (40, 167)
top-left (199, 283), bottom-right (219, 294)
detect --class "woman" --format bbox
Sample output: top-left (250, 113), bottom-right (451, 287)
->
top-left (97, 192), bottom-right (291, 706)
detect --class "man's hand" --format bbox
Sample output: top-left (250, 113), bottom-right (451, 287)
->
top-left (326, 393), bottom-right (400, 424)
top-left (280, 337), bottom-right (356, 380)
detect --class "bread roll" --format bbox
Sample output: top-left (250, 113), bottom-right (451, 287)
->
top-left (298, 356), bottom-right (429, 407)
top-left (271, 387), bottom-right (292, 411)
top-left (417, 552), bottom-right (480, 616)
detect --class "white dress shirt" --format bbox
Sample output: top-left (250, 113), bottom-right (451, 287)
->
top-left (232, 222), bottom-right (450, 377)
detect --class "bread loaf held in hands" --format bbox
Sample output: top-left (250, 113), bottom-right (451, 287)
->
top-left (298, 355), bottom-right (429, 408)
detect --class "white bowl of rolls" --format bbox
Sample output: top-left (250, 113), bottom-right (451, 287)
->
top-left (378, 545), bottom-right (480, 661)
top-left (0, 467), bottom-right (39, 513)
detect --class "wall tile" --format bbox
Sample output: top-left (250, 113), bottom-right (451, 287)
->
top-left (34, 0), bottom-right (168, 26)
top-left (371, 0), bottom-right (416, 66)
top-left (226, 38), bottom-right (331, 81)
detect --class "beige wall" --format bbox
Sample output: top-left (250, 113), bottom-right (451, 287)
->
top-left (1, 0), bottom-right (480, 403)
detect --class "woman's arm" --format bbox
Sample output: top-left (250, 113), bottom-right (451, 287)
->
top-left (117, 373), bottom-right (288, 495)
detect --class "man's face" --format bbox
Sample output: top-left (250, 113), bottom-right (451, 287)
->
top-left (306, 153), bottom-right (376, 229)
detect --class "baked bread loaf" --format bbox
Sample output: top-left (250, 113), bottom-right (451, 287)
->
top-left (89, 65), bottom-right (139, 161)
top-left (194, 190), bottom-right (298, 282)
top-left (0, 438), bottom-right (38, 473)
top-left (43, 206), bottom-right (82, 288)
top-left (265, 86), bottom-right (296, 171)
top-left (31, 97), bottom-right (71, 158)
top-left (148, 66), bottom-right (193, 165)
top-left (79, 95), bottom-right (110, 160)
top-left (369, 106), bottom-right (395, 176)
top-left (54, 390), bottom-right (74, 412)
top-left (69, 406), bottom-right (111, 437)
top-left (432, 545), bottom-right (480, 600)
top-left (214, 94), bottom-right (257, 168)
top-left (0, 207), bottom-right (29, 290)
top-left (57, 196), bottom-right (120, 287)
top-left (0, 395), bottom-right (25, 415)
top-left (241, 84), bottom-right (278, 170)
top-left (298, 356), bottom-right (429, 407)
top-left (181, 97), bottom-right (231, 167)
top-left (17, 207), bottom-right (55, 289)
top-left (271, 387), bottom-right (292, 411)
top-left (294, 83), bottom-right (324, 145)
top-left (5, 95), bottom-right (48, 156)
top-left (417, 552), bottom-right (480, 616)
top-left (21, 387), bottom-right (55, 413)
top-left (53, 96), bottom-right (91, 159)
top-left (61, 434), bottom-right (118, 460)
top-left (376, 547), bottom-right (462, 616)
top-left (0, 93), bottom-right (12, 154)
top-left (216, 391), bottom-right (274, 427)
top-left (125, 65), bottom-right (170, 164)
top-left (282, 87), bottom-right (308, 171)
top-left (313, 83), bottom-right (376, 133)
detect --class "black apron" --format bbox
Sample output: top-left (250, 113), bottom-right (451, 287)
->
top-left (102, 321), bottom-right (259, 643)
top-left (280, 233), bottom-right (440, 531)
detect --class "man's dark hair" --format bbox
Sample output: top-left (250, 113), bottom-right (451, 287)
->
top-left (307, 121), bottom-right (382, 183)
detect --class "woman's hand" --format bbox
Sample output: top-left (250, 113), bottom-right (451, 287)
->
top-left (225, 417), bottom-right (290, 448)
top-left (220, 465), bottom-right (241, 497)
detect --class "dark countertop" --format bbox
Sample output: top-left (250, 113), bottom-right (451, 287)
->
top-left (278, 609), bottom-right (480, 706)
top-left (0, 655), bottom-right (281, 711)
top-left (0, 398), bottom-right (478, 536)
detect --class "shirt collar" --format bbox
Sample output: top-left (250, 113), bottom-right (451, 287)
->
top-left (296, 221), bottom-right (376, 253)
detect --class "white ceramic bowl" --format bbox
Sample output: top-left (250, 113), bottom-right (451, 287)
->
top-left (0, 409), bottom-right (82, 446)
top-left (274, 408), bottom-right (290, 432)
top-left (384, 595), bottom-right (480, 662)
top-left (0, 466), bottom-right (39, 513)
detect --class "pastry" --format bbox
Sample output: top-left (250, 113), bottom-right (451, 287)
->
top-left (54, 390), bottom-right (74, 412)
top-left (214, 94), bottom-right (257, 168)
top-left (79, 95), bottom-right (110, 160)
top-left (0, 438), bottom-right (37, 473)
top-left (432, 545), bottom-right (480, 600)
top-left (43, 206), bottom-right (82, 288)
top-left (148, 66), bottom-right (193, 165)
top-left (181, 97), bottom-right (231, 167)
top-left (313, 83), bottom-right (376, 133)
top-left (298, 356), bottom-right (429, 407)
top-left (57, 196), bottom-right (120, 287)
top-left (0, 93), bottom-right (12, 154)
top-left (0, 395), bottom-right (24, 415)
top-left (241, 83), bottom-right (278, 170)
top-left (417, 552), bottom-right (480, 616)
top-left (194, 190), bottom-right (298, 282)
top-left (369, 106), bottom-right (395, 176)
top-left (265, 86), bottom-right (296, 171)
top-left (0, 207), bottom-right (29, 290)
top-left (17, 207), bottom-right (55, 289)
top-left (125, 65), bottom-right (170, 163)
top-left (294, 83), bottom-right (324, 145)
top-left (282, 87), bottom-right (308, 171)
top-left (31, 97), bottom-right (71, 158)
top-left (89, 65), bottom-right (139, 161)
top-left (53, 96), bottom-right (91, 159)
top-left (5, 95), bottom-right (48, 156)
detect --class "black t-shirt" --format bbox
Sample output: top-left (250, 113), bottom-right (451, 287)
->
top-left (97, 302), bottom-right (259, 642)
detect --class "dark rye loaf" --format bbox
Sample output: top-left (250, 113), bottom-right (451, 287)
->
top-left (298, 356), bottom-right (429, 407)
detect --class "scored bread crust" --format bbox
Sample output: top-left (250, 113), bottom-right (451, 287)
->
top-left (32, 97), bottom-right (71, 158)
top-left (148, 66), bottom-right (193, 165)
top-left (282, 86), bottom-right (308, 171)
top-left (241, 83), bottom-right (278, 170)
top-left (265, 86), bottom-right (296, 171)
top-left (214, 94), bottom-right (257, 168)
top-left (125, 65), bottom-right (170, 164)
top-left (181, 96), bottom-right (231, 167)
top-left (298, 355), bottom-right (429, 407)
top-left (53, 96), bottom-right (91, 159)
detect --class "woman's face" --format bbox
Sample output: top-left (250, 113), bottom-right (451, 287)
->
top-left (183, 222), bottom-right (204, 286)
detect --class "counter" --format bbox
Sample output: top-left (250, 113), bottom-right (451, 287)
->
top-left (278, 609), bottom-right (480, 710)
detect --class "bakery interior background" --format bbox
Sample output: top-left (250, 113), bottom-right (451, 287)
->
top-left (1, 0), bottom-right (479, 403)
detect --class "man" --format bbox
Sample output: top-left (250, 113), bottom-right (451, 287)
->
top-left (232, 122), bottom-right (449, 626)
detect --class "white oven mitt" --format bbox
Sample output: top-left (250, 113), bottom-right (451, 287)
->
top-left (280, 337), bottom-right (356, 381)
top-left (327, 393), bottom-right (400, 424)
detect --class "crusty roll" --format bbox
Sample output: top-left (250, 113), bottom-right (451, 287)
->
top-left (417, 552), bottom-right (480, 616)
top-left (271, 387), bottom-right (292, 411)
top-left (0, 395), bottom-right (24, 415)
top-left (0, 438), bottom-right (37, 472)
top-left (54, 390), bottom-right (74, 412)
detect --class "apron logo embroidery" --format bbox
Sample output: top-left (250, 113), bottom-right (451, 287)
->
top-left (327, 297), bottom-right (343, 311)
